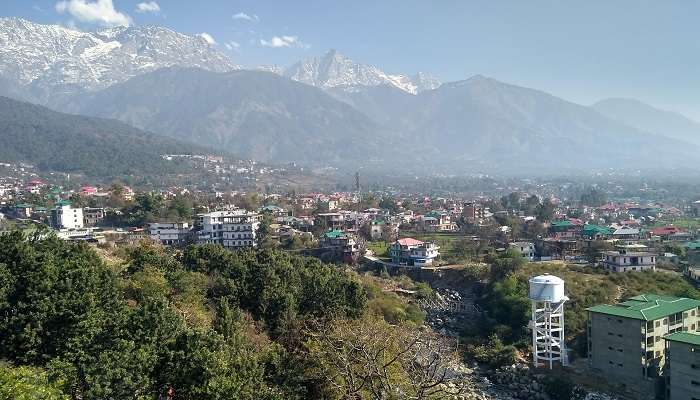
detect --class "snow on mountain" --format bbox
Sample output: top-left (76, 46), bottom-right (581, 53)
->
top-left (0, 17), bottom-right (238, 97)
top-left (283, 49), bottom-right (440, 94)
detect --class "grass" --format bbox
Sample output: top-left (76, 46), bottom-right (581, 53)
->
top-left (367, 241), bottom-right (389, 257)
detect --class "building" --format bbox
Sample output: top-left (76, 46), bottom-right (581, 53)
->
top-left (418, 211), bottom-right (457, 232)
top-left (83, 207), bottom-right (105, 226)
top-left (51, 203), bottom-right (84, 230)
top-left (319, 229), bottom-right (359, 263)
top-left (587, 294), bottom-right (700, 394)
top-left (663, 332), bottom-right (700, 400)
top-left (463, 202), bottom-right (487, 224)
top-left (148, 222), bottom-right (191, 246)
top-left (389, 238), bottom-right (440, 267)
top-left (315, 212), bottom-right (344, 230)
top-left (197, 210), bottom-right (261, 249)
top-left (509, 241), bottom-right (535, 262)
top-left (601, 248), bottom-right (657, 272)
top-left (369, 219), bottom-right (398, 241)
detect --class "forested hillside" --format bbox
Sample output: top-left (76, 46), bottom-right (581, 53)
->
top-left (0, 96), bottom-right (210, 176)
top-left (0, 232), bottom-right (463, 399)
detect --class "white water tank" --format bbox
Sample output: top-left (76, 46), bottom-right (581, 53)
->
top-left (528, 274), bottom-right (565, 302)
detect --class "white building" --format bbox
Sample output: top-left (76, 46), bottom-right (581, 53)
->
top-left (601, 249), bottom-right (656, 272)
top-left (197, 210), bottom-right (261, 249)
top-left (148, 222), bottom-right (191, 246)
top-left (510, 241), bottom-right (536, 262)
top-left (52, 204), bottom-right (84, 230)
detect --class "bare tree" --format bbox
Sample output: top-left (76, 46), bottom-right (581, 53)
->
top-left (306, 316), bottom-right (467, 399)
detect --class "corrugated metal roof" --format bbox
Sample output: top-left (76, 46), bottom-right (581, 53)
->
top-left (663, 332), bottom-right (700, 346)
top-left (587, 294), bottom-right (700, 321)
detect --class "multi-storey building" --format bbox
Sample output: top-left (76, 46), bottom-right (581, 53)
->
top-left (196, 210), bottom-right (261, 249)
top-left (389, 238), bottom-right (440, 267)
top-left (319, 229), bottom-right (359, 263)
top-left (587, 294), bottom-right (700, 395)
top-left (509, 241), bottom-right (535, 262)
top-left (51, 202), bottom-right (84, 230)
top-left (601, 249), bottom-right (657, 272)
top-left (148, 222), bottom-right (191, 246)
top-left (663, 332), bottom-right (700, 400)
top-left (83, 207), bottom-right (106, 226)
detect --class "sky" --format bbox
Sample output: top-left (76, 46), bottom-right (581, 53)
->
top-left (4, 0), bottom-right (700, 119)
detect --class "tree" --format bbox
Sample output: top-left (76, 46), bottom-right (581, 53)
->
top-left (0, 364), bottom-right (68, 400)
top-left (535, 198), bottom-right (555, 221)
top-left (580, 187), bottom-right (607, 207)
top-left (306, 315), bottom-right (466, 399)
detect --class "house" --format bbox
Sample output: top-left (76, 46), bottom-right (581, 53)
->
top-left (319, 229), bottom-right (359, 263)
top-left (148, 222), bottom-right (191, 246)
top-left (601, 249), bottom-right (657, 272)
top-left (650, 226), bottom-right (691, 242)
top-left (611, 226), bottom-right (640, 242)
top-left (12, 203), bottom-right (33, 218)
top-left (509, 241), bottom-right (535, 262)
top-left (581, 224), bottom-right (612, 240)
top-left (587, 294), bottom-right (700, 395)
top-left (418, 211), bottom-right (457, 232)
top-left (658, 252), bottom-right (680, 265)
top-left (550, 220), bottom-right (582, 240)
top-left (369, 219), bottom-right (398, 241)
top-left (389, 238), bottom-right (440, 267)
top-left (316, 212), bottom-right (344, 230)
top-left (83, 207), bottom-right (105, 226)
top-left (196, 210), bottom-right (261, 249)
top-left (51, 202), bottom-right (84, 230)
top-left (662, 332), bottom-right (700, 400)
top-left (463, 202), bottom-right (487, 224)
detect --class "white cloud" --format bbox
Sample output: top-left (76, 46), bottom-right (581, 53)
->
top-left (260, 35), bottom-right (309, 49)
top-left (198, 32), bottom-right (217, 45)
top-left (233, 12), bottom-right (258, 22)
top-left (224, 41), bottom-right (240, 51)
top-left (135, 1), bottom-right (160, 14)
top-left (55, 0), bottom-right (131, 27)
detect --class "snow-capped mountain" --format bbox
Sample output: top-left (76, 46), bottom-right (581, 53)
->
top-left (0, 17), bottom-right (237, 98)
top-left (283, 49), bottom-right (440, 94)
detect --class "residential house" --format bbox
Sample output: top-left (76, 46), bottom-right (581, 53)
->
top-left (148, 222), bottom-right (191, 246)
top-left (83, 207), bottom-right (105, 226)
top-left (509, 241), bottom-right (535, 262)
top-left (611, 226), bottom-right (641, 242)
top-left (319, 229), bottom-right (359, 263)
top-left (197, 210), bottom-right (261, 249)
top-left (418, 211), bottom-right (457, 232)
top-left (389, 238), bottom-right (440, 267)
top-left (601, 248), bottom-right (657, 272)
top-left (582, 224), bottom-right (613, 240)
top-left (51, 202), bottom-right (84, 230)
top-left (316, 212), bottom-right (344, 231)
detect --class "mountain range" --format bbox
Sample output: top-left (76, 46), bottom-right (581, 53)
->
top-left (1, 17), bottom-right (699, 175)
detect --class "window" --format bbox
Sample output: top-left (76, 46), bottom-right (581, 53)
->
top-left (656, 321), bottom-right (661, 328)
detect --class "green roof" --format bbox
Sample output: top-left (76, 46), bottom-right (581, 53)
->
top-left (685, 241), bottom-right (700, 250)
top-left (663, 332), bottom-right (700, 346)
top-left (322, 229), bottom-right (346, 239)
top-left (587, 293), bottom-right (700, 321)
top-left (582, 224), bottom-right (612, 236)
top-left (55, 200), bottom-right (72, 206)
top-left (14, 203), bottom-right (32, 208)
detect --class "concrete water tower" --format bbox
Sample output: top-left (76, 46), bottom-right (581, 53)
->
top-left (529, 274), bottom-right (568, 369)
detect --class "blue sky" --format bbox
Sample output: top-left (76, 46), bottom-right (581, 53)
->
top-left (5, 0), bottom-right (700, 119)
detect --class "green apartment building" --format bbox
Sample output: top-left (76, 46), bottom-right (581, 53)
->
top-left (663, 332), bottom-right (700, 400)
top-left (587, 294), bottom-right (700, 396)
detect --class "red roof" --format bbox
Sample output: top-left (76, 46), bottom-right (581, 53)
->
top-left (396, 238), bottom-right (424, 246)
top-left (650, 226), bottom-right (685, 236)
